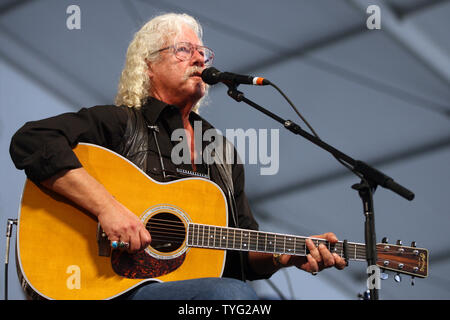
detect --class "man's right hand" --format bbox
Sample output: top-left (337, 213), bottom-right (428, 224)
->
top-left (97, 200), bottom-right (151, 252)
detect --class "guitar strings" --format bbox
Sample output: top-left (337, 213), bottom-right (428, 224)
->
top-left (148, 220), bottom-right (367, 257)
top-left (143, 218), bottom-right (419, 261)
top-left (148, 223), bottom-right (366, 256)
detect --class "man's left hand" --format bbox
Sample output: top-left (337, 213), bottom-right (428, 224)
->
top-left (277, 232), bottom-right (347, 274)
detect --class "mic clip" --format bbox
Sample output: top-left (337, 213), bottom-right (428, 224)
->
top-left (226, 82), bottom-right (244, 102)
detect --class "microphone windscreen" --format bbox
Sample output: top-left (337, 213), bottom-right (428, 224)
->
top-left (201, 67), bottom-right (220, 85)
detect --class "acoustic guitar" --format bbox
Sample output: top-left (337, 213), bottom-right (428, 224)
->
top-left (16, 143), bottom-right (428, 300)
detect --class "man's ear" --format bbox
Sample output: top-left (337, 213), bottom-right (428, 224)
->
top-left (146, 60), bottom-right (154, 79)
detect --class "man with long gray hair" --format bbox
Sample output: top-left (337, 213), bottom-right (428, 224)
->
top-left (10, 13), bottom-right (346, 300)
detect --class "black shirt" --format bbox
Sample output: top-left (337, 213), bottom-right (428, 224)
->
top-left (10, 97), bottom-right (268, 281)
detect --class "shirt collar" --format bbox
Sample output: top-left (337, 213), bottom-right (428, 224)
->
top-left (141, 96), bottom-right (214, 133)
top-left (140, 97), bottom-right (175, 125)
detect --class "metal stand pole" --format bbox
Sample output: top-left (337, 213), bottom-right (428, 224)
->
top-left (4, 219), bottom-right (17, 300)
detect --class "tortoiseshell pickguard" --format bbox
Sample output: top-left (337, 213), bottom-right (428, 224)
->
top-left (111, 250), bottom-right (185, 279)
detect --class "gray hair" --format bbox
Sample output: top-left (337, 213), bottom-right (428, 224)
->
top-left (115, 13), bottom-right (208, 112)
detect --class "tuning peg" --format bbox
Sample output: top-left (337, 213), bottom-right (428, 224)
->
top-left (382, 237), bottom-right (389, 243)
top-left (411, 241), bottom-right (417, 248)
top-left (394, 273), bottom-right (402, 283)
top-left (396, 240), bottom-right (402, 245)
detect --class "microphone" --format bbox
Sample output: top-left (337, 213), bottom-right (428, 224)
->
top-left (201, 67), bottom-right (270, 86)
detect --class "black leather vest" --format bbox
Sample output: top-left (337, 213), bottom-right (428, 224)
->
top-left (117, 106), bottom-right (150, 172)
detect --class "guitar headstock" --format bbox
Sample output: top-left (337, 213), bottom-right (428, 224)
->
top-left (376, 239), bottom-right (428, 279)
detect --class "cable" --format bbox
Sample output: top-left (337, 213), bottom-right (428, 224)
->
top-left (264, 278), bottom-right (287, 300)
top-left (268, 81), bottom-right (319, 138)
top-left (282, 268), bottom-right (296, 300)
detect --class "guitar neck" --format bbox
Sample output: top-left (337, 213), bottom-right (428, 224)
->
top-left (187, 223), bottom-right (367, 261)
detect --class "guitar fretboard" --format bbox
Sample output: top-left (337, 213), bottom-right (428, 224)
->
top-left (187, 223), bottom-right (367, 261)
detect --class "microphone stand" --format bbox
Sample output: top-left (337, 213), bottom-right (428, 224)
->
top-left (5, 219), bottom-right (17, 300)
top-left (225, 83), bottom-right (414, 300)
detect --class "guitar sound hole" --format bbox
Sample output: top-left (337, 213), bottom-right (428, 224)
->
top-left (146, 212), bottom-right (186, 253)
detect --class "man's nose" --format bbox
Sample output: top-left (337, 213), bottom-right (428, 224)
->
top-left (191, 48), bottom-right (205, 66)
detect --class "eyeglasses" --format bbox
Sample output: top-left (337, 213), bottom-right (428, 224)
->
top-left (153, 42), bottom-right (214, 66)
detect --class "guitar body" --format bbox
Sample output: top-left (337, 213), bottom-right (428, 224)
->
top-left (17, 143), bottom-right (228, 300)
